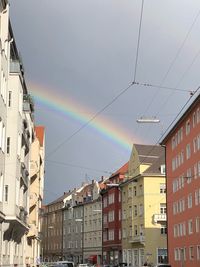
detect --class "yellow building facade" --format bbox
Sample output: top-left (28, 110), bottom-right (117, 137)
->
top-left (121, 144), bottom-right (167, 267)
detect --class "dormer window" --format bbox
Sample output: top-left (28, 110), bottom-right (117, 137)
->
top-left (160, 164), bottom-right (166, 174)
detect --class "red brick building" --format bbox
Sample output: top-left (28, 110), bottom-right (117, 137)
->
top-left (101, 162), bottom-right (128, 265)
top-left (161, 95), bottom-right (200, 267)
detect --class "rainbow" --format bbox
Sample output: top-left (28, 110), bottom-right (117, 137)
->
top-left (29, 82), bottom-right (141, 152)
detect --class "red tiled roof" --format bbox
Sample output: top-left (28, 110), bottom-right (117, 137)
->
top-left (111, 162), bottom-right (129, 177)
top-left (35, 126), bottom-right (45, 146)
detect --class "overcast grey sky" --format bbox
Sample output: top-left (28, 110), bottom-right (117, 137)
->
top-left (9, 0), bottom-right (200, 203)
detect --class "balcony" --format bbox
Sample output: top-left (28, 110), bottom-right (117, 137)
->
top-left (129, 235), bottom-right (145, 244)
top-left (30, 160), bottom-right (39, 179)
top-left (23, 94), bottom-right (34, 112)
top-left (27, 223), bottom-right (38, 239)
top-left (29, 192), bottom-right (38, 208)
top-left (0, 209), bottom-right (5, 223)
top-left (10, 60), bottom-right (21, 73)
top-left (153, 213), bottom-right (167, 223)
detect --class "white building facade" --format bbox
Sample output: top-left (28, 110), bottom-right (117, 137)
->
top-left (0, 0), bottom-right (11, 264)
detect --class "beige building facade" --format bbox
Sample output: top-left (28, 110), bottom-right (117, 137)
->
top-left (26, 126), bottom-right (45, 266)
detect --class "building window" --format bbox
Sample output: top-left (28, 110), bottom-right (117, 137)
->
top-left (189, 246), bottom-right (194, 260)
top-left (129, 226), bottom-right (132, 237)
top-left (139, 204), bottom-right (143, 216)
top-left (188, 219), bottom-right (193, 234)
top-left (4, 185), bottom-right (8, 202)
top-left (129, 206), bottom-right (132, 218)
top-left (160, 184), bottom-right (166, 193)
top-left (186, 120), bottom-right (191, 135)
top-left (122, 229), bottom-right (126, 239)
top-left (139, 184), bottom-right (143, 195)
top-left (186, 143), bottom-right (191, 160)
top-left (103, 231), bottom-right (107, 241)
top-left (195, 189), bottom-right (200, 205)
top-left (6, 137), bottom-right (10, 154)
top-left (160, 203), bottom-right (166, 214)
top-left (8, 91), bottom-right (12, 107)
top-left (119, 192), bottom-right (121, 202)
top-left (119, 229), bottom-right (121, 240)
top-left (161, 226), bottom-right (167, 235)
top-left (197, 245), bottom-right (200, 260)
top-left (193, 112), bottom-right (196, 127)
top-left (158, 248), bottom-right (168, 264)
top-left (196, 217), bottom-right (200, 233)
top-left (108, 210), bottom-right (114, 222)
top-left (108, 193), bottom-right (114, 204)
top-left (186, 168), bottom-right (192, 183)
top-left (134, 186), bottom-right (137, 196)
top-left (188, 193), bottom-right (193, 208)
top-left (197, 108), bottom-right (200, 123)
top-left (128, 187), bottom-right (132, 198)
top-left (134, 225), bottom-right (138, 236)
top-left (122, 210), bottom-right (126, 220)
top-left (194, 163), bottom-right (198, 179)
top-left (119, 209), bottom-right (121, 221)
top-left (134, 205), bottom-right (137, 216)
top-left (103, 197), bottom-right (107, 208)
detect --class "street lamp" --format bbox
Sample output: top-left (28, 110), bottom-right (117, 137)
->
top-left (136, 116), bottom-right (160, 123)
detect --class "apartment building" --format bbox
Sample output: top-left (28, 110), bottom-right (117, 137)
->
top-left (0, 0), bottom-right (9, 264)
top-left (83, 193), bottom-right (102, 264)
top-left (101, 162), bottom-right (128, 266)
top-left (1, 20), bottom-right (36, 266)
top-left (120, 144), bottom-right (167, 267)
top-left (63, 203), bottom-right (83, 263)
top-left (161, 95), bottom-right (200, 267)
top-left (26, 126), bottom-right (45, 266)
top-left (42, 193), bottom-right (68, 262)
top-left (63, 181), bottom-right (103, 264)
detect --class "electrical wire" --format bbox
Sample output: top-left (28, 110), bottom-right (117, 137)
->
top-left (135, 81), bottom-right (192, 93)
top-left (141, 6), bottom-right (200, 116)
top-left (46, 159), bottom-right (112, 174)
top-left (133, 0), bottom-right (145, 83)
top-left (46, 82), bottom-right (135, 158)
top-left (46, 0), bottom-right (146, 159)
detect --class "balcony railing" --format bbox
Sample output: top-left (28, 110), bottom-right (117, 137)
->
top-left (129, 234), bottom-right (145, 244)
top-left (153, 213), bottom-right (167, 223)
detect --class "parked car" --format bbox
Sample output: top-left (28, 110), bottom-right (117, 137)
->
top-left (56, 261), bottom-right (74, 267)
top-left (77, 264), bottom-right (91, 267)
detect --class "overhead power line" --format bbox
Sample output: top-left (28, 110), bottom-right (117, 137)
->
top-left (46, 159), bottom-right (112, 174)
top-left (142, 6), bottom-right (200, 116)
top-left (133, 0), bottom-right (145, 82)
top-left (46, 82), bottom-right (135, 158)
top-left (135, 81), bottom-right (193, 94)
top-left (47, 1), bottom-right (146, 159)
